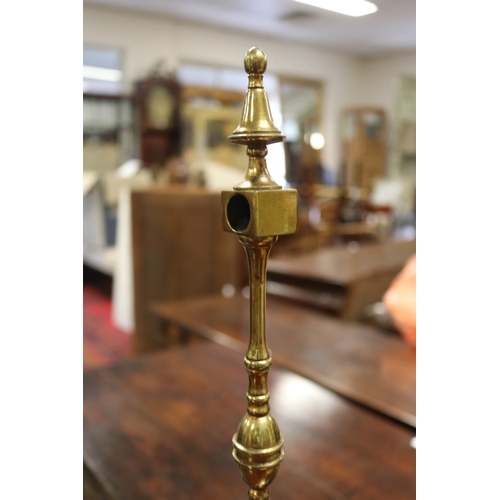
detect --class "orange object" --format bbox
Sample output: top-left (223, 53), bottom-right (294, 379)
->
top-left (383, 254), bottom-right (416, 347)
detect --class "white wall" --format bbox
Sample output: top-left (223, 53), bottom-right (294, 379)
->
top-left (83, 5), bottom-right (359, 173)
top-left (83, 5), bottom-right (415, 175)
top-left (352, 53), bottom-right (416, 182)
top-left (352, 52), bottom-right (416, 122)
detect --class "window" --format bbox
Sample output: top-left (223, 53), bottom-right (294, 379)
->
top-left (83, 45), bottom-right (123, 95)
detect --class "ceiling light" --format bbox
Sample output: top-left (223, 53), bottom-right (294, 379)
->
top-left (83, 65), bottom-right (123, 82)
top-left (294, 0), bottom-right (378, 17)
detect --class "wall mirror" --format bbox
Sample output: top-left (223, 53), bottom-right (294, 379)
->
top-left (279, 77), bottom-right (323, 194)
top-left (178, 63), bottom-right (287, 189)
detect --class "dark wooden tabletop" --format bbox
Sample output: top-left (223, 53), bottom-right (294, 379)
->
top-left (152, 295), bottom-right (416, 427)
top-left (267, 239), bottom-right (416, 286)
top-left (84, 342), bottom-right (415, 500)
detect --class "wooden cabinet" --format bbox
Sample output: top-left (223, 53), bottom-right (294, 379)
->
top-left (131, 187), bottom-right (246, 353)
top-left (340, 107), bottom-right (386, 193)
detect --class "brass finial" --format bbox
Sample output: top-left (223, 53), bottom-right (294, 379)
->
top-left (229, 47), bottom-right (285, 190)
top-left (221, 48), bottom-right (298, 500)
top-left (229, 47), bottom-right (284, 147)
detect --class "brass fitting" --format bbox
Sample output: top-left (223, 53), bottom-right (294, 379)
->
top-left (221, 47), bottom-right (298, 500)
top-left (222, 189), bottom-right (297, 237)
top-left (222, 46), bottom-right (297, 238)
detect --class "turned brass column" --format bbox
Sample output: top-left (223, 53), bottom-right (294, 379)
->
top-left (221, 47), bottom-right (298, 500)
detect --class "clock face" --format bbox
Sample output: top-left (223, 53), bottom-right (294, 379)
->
top-left (146, 85), bottom-right (174, 129)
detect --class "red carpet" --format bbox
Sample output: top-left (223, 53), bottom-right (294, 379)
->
top-left (83, 267), bottom-right (132, 370)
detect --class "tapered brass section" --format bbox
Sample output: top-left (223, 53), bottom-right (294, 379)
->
top-left (221, 47), bottom-right (298, 500)
top-left (229, 47), bottom-right (285, 148)
top-left (228, 47), bottom-right (284, 191)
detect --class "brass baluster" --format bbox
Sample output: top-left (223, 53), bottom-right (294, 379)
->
top-left (221, 47), bottom-right (298, 500)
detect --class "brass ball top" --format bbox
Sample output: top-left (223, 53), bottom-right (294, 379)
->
top-left (244, 47), bottom-right (267, 75)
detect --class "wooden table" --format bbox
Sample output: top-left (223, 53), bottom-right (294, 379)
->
top-left (266, 239), bottom-right (416, 320)
top-left (84, 342), bottom-right (415, 500)
top-left (151, 295), bottom-right (416, 428)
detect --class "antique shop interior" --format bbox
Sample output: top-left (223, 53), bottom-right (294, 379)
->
top-left (83, 1), bottom-right (416, 498)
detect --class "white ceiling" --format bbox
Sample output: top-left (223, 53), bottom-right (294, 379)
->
top-left (84, 0), bottom-right (415, 58)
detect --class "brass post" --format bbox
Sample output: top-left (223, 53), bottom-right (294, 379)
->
top-left (221, 47), bottom-right (298, 500)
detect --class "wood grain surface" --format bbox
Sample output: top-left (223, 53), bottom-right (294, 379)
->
top-left (267, 239), bottom-right (416, 286)
top-left (265, 240), bottom-right (416, 320)
top-left (84, 342), bottom-right (415, 500)
top-left (152, 294), bottom-right (416, 427)
top-left (131, 186), bottom-right (246, 354)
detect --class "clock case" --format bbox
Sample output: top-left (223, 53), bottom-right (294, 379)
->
top-left (134, 73), bottom-right (181, 168)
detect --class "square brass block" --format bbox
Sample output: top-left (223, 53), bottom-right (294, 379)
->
top-left (222, 189), bottom-right (298, 237)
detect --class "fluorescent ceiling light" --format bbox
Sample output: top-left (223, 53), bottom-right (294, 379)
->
top-left (294, 0), bottom-right (378, 17)
top-left (83, 65), bottom-right (123, 82)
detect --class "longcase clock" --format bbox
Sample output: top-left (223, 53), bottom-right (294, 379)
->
top-left (134, 73), bottom-right (181, 168)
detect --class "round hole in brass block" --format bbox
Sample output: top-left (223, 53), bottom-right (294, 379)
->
top-left (227, 194), bottom-right (251, 232)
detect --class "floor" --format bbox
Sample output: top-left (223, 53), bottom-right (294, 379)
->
top-left (83, 266), bottom-right (132, 370)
